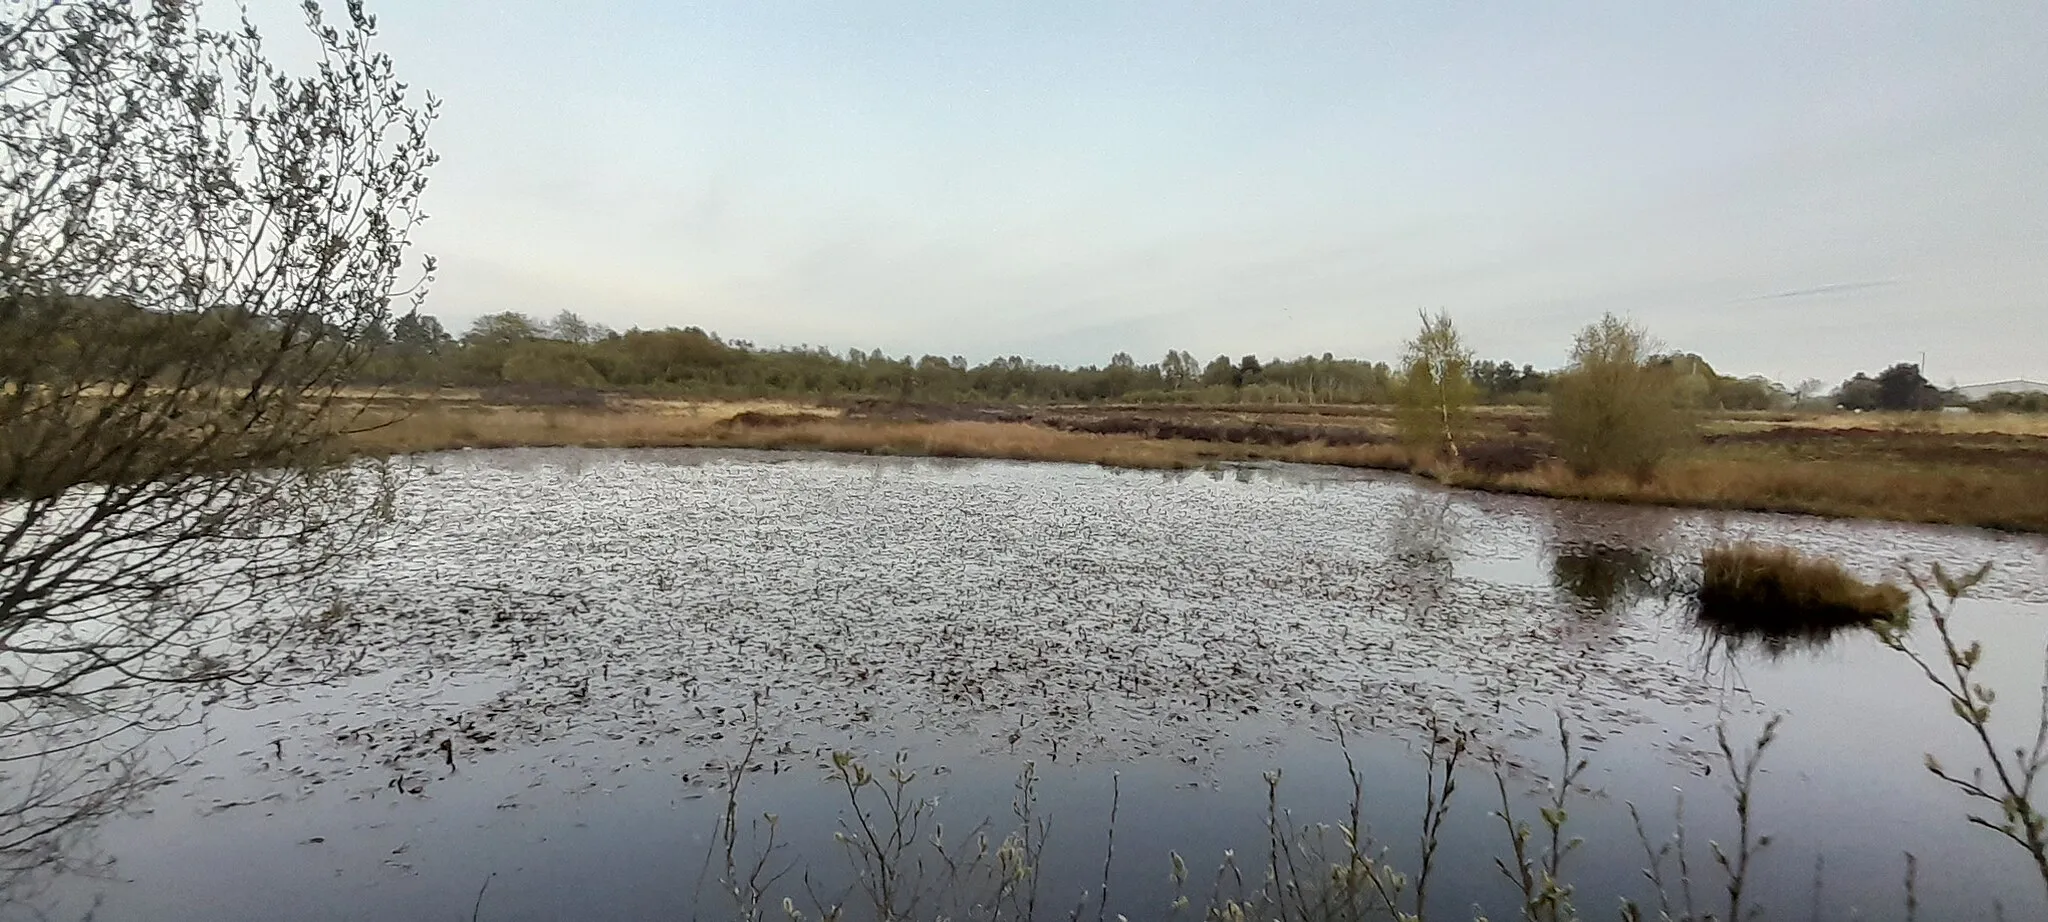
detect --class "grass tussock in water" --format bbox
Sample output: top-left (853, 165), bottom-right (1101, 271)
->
top-left (1695, 542), bottom-right (1908, 631)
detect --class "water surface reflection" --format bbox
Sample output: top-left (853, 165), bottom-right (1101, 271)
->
top-left (6, 449), bottom-right (2046, 920)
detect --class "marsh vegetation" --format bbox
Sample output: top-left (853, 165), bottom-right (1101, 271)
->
top-left (1696, 543), bottom-right (1910, 633)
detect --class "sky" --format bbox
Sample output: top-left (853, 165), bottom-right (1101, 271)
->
top-left (327, 1), bottom-right (2046, 385)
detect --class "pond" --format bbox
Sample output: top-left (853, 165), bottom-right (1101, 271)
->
top-left (7, 448), bottom-right (2048, 921)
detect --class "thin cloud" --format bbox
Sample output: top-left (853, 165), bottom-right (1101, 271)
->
top-left (369, 2), bottom-right (2047, 384)
top-left (1748, 280), bottom-right (1900, 301)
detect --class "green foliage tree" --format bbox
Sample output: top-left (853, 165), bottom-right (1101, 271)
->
top-left (1161, 350), bottom-right (1197, 390)
top-left (502, 341), bottom-right (606, 388)
top-left (1236, 355), bottom-right (1264, 387)
top-left (374, 311), bottom-right (453, 384)
top-left (1655, 353), bottom-right (1720, 408)
top-left (1876, 362), bottom-right (1941, 411)
top-left (1549, 314), bottom-right (1695, 480)
top-left (1976, 391), bottom-right (2048, 414)
top-left (1201, 354), bottom-right (1237, 388)
top-left (393, 312), bottom-right (452, 354)
top-left (466, 311), bottom-right (544, 346)
top-left (1712, 375), bottom-right (1790, 411)
top-left (912, 355), bottom-right (963, 400)
top-left (1102, 351), bottom-right (1138, 397)
top-left (1834, 373), bottom-right (1882, 411)
top-left (1395, 310), bottom-right (1477, 462)
top-left (547, 310), bottom-right (596, 345)
top-left (389, 331), bottom-right (1417, 404)
top-left (1469, 360), bottom-right (1551, 404)
top-left (352, 305), bottom-right (1438, 406)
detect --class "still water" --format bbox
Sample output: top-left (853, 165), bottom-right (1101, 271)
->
top-left (8, 448), bottom-right (2048, 920)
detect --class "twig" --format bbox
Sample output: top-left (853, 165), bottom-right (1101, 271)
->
top-left (1097, 771), bottom-right (1119, 922)
top-left (471, 871), bottom-right (495, 922)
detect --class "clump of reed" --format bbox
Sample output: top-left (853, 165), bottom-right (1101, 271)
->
top-left (1695, 542), bottom-right (1908, 632)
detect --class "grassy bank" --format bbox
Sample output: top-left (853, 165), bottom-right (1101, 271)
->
top-left (1471, 457), bottom-right (2048, 532)
top-left (341, 397), bottom-right (2048, 533)
top-left (343, 395), bottom-right (1422, 467)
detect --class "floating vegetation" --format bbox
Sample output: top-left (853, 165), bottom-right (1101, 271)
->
top-left (14, 450), bottom-right (2048, 920)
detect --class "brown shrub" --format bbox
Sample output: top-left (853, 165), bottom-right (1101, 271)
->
top-left (1548, 315), bottom-right (1695, 480)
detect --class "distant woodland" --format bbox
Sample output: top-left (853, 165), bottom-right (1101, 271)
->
top-left (357, 309), bottom-right (1835, 410)
top-left (14, 298), bottom-right (2029, 412)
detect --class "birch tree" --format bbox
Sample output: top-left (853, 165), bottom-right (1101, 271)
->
top-left (1396, 310), bottom-right (1477, 463)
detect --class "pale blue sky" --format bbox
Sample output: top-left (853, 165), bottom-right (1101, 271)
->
top-left (349, 1), bottom-right (2044, 384)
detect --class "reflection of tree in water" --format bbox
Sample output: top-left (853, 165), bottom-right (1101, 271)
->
top-left (1551, 543), bottom-right (1662, 615)
top-left (1, 611), bottom-right (363, 905)
top-left (1382, 492), bottom-right (1461, 620)
top-left (1542, 528), bottom-right (1864, 672)
top-left (0, 722), bottom-right (164, 912)
top-left (1539, 501), bottom-right (1682, 621)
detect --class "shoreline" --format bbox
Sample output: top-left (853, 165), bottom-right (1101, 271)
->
top-left (341, 401), bottom-right (2048, 535)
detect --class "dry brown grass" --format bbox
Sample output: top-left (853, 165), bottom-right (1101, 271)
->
top-left (714, 419), bottom-right (1223, 469)
top-left (1696, 542), bottom-right (1909, 630)
top-left (618, 397), bottom-right (839, 419)
top-left (1709, 410), bottom-right (2048, 437)
top-left (1278, 440), bottom-right (1418, 470)
top-left (1481, 457), bottom-right (2048, 532)
top-left (340, 399), bottom-right (2048, 533)
top-left (346, 403), bottom-right (1231, 470)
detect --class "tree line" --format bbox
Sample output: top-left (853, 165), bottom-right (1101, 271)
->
top-left (15, 296), bottom-right (2020, 414)
top-left (366, 309), bottom-right (1406, 403)
top-left (362, 308), bottom-right (1967, 411)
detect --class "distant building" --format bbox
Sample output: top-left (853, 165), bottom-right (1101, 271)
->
top-left (1956, 379), bottom-right (2048, 401)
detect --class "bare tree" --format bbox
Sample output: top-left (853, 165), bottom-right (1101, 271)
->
top-left (0, 0), bottom-right (435, 861)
